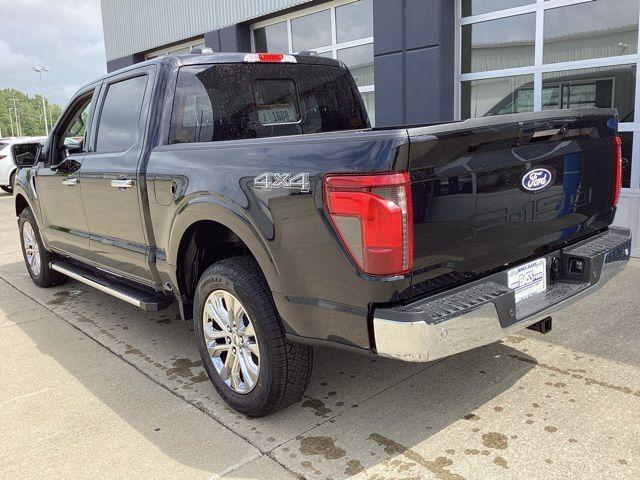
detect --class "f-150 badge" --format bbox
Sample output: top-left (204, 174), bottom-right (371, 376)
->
top-left (254, 173), bottom-right (310, 192)
top-left (521, 168), bottom-right (552, 192)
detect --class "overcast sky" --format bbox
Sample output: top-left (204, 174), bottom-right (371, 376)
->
top-left (0, 0), bottom-right (106, 107)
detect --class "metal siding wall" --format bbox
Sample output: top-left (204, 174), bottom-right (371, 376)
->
top-left (372, 0), bottom-right (455, 127)
top-left (101, 0), bottom-right (314, 60)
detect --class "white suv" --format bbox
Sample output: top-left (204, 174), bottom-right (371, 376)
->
top-left (0, 137), bottom-right (47, 194)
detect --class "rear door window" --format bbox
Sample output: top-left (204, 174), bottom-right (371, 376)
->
top-left (96, 75), bottom-right (148, 153)
top-left (169, 63), bottom-right (368, 144)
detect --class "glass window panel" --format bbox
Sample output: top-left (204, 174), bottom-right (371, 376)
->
top-left (542, 65), bottom-right (636, 121)
top-left (62, 95), bottom-right (94, 149)
top-left (461, 0), bottom-right (534, 17)
top-left (461, 13), bottom-right (535, 73)
top-left (338, 44), bottom-right (374, 87)
top-left (96, 76), bottom-right (147, 153)
top-left (319, 51), bottom-right (334, 59)
top-left (169, 47), bottom-right (190, 55)
top-left (544, 0), bottom-right (639, 64)
top-left (619, 131), bottom-right (633, 188)
top-left (361, 91), bottom-right (375, 126)
top-left (336, 0), bottom-right (373, 43)
top-left (168, 64), bottom-right (368, 143)
top-left (461, 74), bottom-right (534, 119)
top-left (291, 10), bottom-right (332, 52)
top-left (254, 22), bottom-right (289, 53)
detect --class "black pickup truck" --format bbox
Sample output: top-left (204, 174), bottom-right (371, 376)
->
top-left (12, 52), bottom-right (631, 416)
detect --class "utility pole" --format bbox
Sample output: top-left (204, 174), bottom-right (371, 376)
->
top-left (8, 108), bottom-right (15, 137)
top-left (10, 99), bottom-right (21, 137)
top-left (32, 65), bottom-right (50, 135)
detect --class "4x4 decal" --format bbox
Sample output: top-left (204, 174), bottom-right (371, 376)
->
top-left (254, 173), bottom-right (310, 192)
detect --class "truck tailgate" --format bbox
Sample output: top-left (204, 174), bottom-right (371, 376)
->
top-left (407, 108), bottom-right (620, 297)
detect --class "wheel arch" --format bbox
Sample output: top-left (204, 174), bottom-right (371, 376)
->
top-left (15, 193), bottom-right (30, 217)
top-left (168, 200), bottom-right (280, 302)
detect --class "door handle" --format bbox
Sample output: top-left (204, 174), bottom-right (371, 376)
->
top-left (110, 179), bottom-right (134, 189)
top-left (62, 177), bottom-right (78, 186)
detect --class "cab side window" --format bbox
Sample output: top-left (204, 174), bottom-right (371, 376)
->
top-left (51, 91), bottom-right (95, 165)
top-left (62, 96), bottom-right (93, 152)
top-left (95, 75), bottom-right (148, 153)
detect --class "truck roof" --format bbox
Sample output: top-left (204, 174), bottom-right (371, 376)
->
top-left (104, 52), bottom-right (345, 81)
top-left (69, 51), bottom-right (349, 117)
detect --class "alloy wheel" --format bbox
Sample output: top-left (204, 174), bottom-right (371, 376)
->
top-left (202, 290), bottom-right (260, 394)
top-left (22, 222), bottom-right (41, 276)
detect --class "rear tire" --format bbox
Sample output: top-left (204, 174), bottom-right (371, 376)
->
top-left (193, 256), bottom-right (313, 417)
top-left (18, 207), bottom-right (66, 287)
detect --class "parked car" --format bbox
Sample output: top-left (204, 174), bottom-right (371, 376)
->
top-left (11, 52), bottom-right (631, 417)
top-left (0, 137), bottom-right (47, 193)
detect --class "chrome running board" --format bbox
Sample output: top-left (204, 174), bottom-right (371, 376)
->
top-left (50, 260), bottom-right (172, 311)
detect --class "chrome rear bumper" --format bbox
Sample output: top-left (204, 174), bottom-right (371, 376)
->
top-left (373, 227), bottom-right (632, 363)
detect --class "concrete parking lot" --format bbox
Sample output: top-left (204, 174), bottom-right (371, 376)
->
top-left (1, 192), bottom-right (639, 480)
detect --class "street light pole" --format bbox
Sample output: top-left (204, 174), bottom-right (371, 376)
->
top-left (32, 66), bottom-right (50, 136)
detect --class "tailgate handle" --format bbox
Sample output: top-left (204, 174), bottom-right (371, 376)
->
top-left (531, 124), bottom-right (569, 140)
top-left (532, 128), bottom-right (561, 140)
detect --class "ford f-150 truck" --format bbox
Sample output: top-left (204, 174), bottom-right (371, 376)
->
top-left (12, 52), bottom-right (632, 417)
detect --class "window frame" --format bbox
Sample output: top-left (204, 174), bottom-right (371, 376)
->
top-left (250, 0), bottom-right (375, 119)
top-left (455, 0), bottom-right (640, 190)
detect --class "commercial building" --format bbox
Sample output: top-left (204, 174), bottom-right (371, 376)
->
top-left (101, 0), bottom-right (640, 254)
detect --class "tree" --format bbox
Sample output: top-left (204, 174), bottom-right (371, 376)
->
top-left (0, 89), bottom-right (62, 138)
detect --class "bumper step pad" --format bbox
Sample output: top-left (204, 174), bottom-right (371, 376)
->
top-left (392, 281), bottom-right (513, 325)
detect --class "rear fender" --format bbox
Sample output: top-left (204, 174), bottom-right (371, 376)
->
top-left (166, 195), bottom-right (281, 293)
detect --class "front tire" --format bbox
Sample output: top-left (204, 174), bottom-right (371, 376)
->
top-left (193, 256), bottom-right (313, 417)
top-left (18, 208), bottom-right (66, 287)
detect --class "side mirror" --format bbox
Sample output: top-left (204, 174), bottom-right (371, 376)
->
top-left (11, 142), bottom-right (42, 168)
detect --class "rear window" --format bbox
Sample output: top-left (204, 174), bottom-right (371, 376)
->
top-left (169, 63), bottom-right (369, 144)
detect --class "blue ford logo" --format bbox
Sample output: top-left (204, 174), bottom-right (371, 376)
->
top-left (522, 168), bottom-right (553, 192)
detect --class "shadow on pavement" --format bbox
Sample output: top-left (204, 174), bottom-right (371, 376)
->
top-left (5, 258), bottom-right (536, 478)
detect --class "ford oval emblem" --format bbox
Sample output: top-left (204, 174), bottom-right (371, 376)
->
top-left (522, 168), bottom-right (553, 192)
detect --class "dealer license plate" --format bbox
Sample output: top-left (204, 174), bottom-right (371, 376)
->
top-left (507, 258), bottom-right (547, 303)
top-left (257, 104), bottom-right (298, 124)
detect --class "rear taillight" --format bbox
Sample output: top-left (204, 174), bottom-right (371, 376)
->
top-left (613, 136), bottom-right (623, 206)
top-left (323, 172), bottom-right (413, 276)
